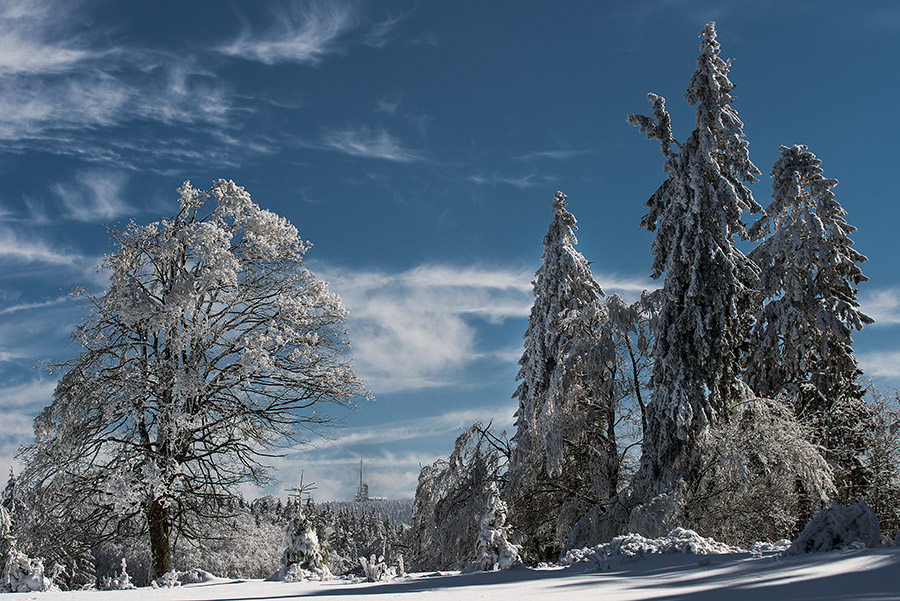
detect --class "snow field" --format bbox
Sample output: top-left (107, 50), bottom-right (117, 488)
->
top-left (4, 545), bottom-right (898, 601)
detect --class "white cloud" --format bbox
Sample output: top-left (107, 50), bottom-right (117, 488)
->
top-left (0, 379), bottom-right (56, 409)
top-left (53, 171), bottom-right (132, 222)
top-left (363, 13), bottom-right (407, 48)
top-left (218, 2), bottom-right (356, 65)
top-left (325, 405), bottom-right (517, 448)
top-left (0, 379), bottom-right (58, 474)
top-left (516, 149), bottom-right (595, 161)
top-left (322, 127), bottom-right (422, 162)
top-left (0, 2), bottom-right (239, 169)
top-left (0, 351), bottom-right (25, 362)
top-left (0, 63), bottom-right (233, 142)
top-left (0, 1), bottom-right (93, 76)
top-left (860, 287), bottom-right (900, 327)
top-left (316, 263), bottom-right (534, 393)
top-left (0, 296), bottom-right (68, 316)
top-left (0, 226), bottom-right (81, 265)
top-left (469, 173), bottom-right (543, 189)
top-left (375, 96), bottom-right (401, 115)
top-left (267, 448), bottom-right (439, 501)
top-left (858, 351), bottom-right (900, 379)
top-left (598, 273), bottom-right (659, 298)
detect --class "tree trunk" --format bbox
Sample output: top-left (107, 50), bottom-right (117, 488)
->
top-left (148, 498), bottom-right (171, 580)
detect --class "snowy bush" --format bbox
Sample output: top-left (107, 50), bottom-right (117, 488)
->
top-left (101, 558), bottom-right (135, 590)
top-left (788, 500), bottom-right (881, 554)
top-left (562, 528), bottom-right (739, 566)
top-left (151, 568), bottom-right (216, 588)
top-left (3, 549), bottom-right (51, 592)
top-left (359, 554), bottom-right (397, 582)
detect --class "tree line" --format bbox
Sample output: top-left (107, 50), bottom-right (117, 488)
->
top-left (405, 21), bottom-right (899, 569)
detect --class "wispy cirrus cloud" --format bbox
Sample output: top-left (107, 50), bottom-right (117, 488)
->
top-left (469, 172), bottom-right (545, 189)
top-left (316, 263), bottom-right (534, 393)
top-left (0, 226), bottom-right (81, 265)
top-left (858, 350), bottom-right (900, 379)
top-left (363, 13), bottom-right (408, 48)
top-left (218, 2), bottom-right (357, 65)
top-left (0, 296), bottom-right (68, 316)
top-left (375, 95), bottom-right (401, 115)
top-left (0, 0), bottom-right (93, 76)
top-left (516, 148), bottom-right (596, 161)
top-left (0, 63), bottom-right (233, 141)
top-left (322, 127), bottom-right (422, 162)
top-left (52, 170), bottom-right (132, 222)
top-left (860, 287), bottom-right (900, 327)
top-left (0, 1), bottom-right (244, 170)
top-left (326, 405), bottom-right (517, 448)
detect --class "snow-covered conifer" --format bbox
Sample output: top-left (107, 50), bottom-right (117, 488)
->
top-left (747, 144), bottom-right (873, 503)
top-left (282, 505), bottom-right (329, 572)
top-left (506, 191), bottom-right (610, 560)
top-left (470, 482), bottom-right (520, 571)
top-left (626, 22), bottom-right (762, 534)
top-left (275, 481), bottom-right (332, 581)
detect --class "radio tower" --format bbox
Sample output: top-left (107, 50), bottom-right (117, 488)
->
top-left (355, 452), bottom-right (369, 502)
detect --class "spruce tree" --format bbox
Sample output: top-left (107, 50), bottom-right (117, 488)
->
top-left (747, 144), bottom-right (873, 503)
top-left (506, 191), bottom-right (609, 560)
top-left (625, 22), bottom-right (761, 534)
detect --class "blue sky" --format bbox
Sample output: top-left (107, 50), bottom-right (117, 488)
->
top-left (1, 0), bottom-right (899, 502)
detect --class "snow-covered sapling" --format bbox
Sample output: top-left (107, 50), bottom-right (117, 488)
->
top-left (470, 483), bottom-right (521, 571)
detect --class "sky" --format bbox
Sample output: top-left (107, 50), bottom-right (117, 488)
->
top-left (1, 0), bottom-right (899, 503)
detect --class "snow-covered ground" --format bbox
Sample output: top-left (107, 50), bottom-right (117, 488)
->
top-left (8, 546), bottom-right (899, 601)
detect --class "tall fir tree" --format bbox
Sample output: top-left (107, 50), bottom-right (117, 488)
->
top-left (747, 144), bottom-right (873, 503)
top-left (625, 22), bottom-right (761, 534)
top-left (506, 191), bottom-right (609, 561)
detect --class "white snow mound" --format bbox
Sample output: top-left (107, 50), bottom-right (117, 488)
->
top-left (562, 527), bottom-right (739, 565)
top-left (789, 500), bottom-right (881, 554)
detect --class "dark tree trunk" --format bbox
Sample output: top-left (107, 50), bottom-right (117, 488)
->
top-left (148, 498), bottom-right (171, 580)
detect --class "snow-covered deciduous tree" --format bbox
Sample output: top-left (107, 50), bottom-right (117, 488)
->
top-left (626, 22), bottom-right (761, 534)
top-left (565, 292), bottom-right (657, 550)
top-left (506, 191), bottom-right (611, 561)
top-left (685, 391), bottom-right (833, 545)
top-left (746, 145), bottom-right (873, 503)
top-left (408, 424), bottom-right (503, 571)
top-left (0, 504), bottom-right (13, 584)
top-left (19, 180), bottom-right (367, 580)
top-left (469, 482), bottom-right (521, 572)
top-left (864, 386), bottom-right (900, 536)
